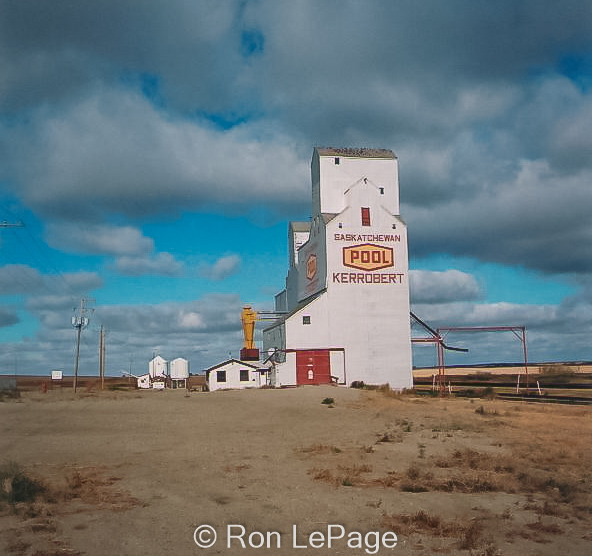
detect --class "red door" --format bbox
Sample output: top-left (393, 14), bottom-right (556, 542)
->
top-left (296, 350), bottom-right (331, 385)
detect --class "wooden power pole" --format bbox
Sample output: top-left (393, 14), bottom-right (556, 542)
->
top-left (72, 298), bottom-right (93, 393)
top-left (99, 325), bottom-right (106, 389)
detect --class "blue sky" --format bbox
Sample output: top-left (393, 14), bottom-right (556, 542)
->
top-left (1, 0), bottom-right (592, 375)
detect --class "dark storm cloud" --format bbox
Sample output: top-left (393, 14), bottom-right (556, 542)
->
top-left (407, 159), bottom-right (592, 273)
top-left (0, 307), bottom-right (19, 328)
top-left (410, 270), bottom-right (483, 304)
top-left (0, 0), bottom-right (245, 113)
top-left (1, 0), bottom-right (590, 275)
top-left (1, 88), bottom-right (308, 221)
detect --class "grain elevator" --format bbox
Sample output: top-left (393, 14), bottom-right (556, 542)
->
top-left (263, 148), bottom-right (413, 389)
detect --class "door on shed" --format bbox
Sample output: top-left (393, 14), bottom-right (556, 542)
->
top-left (296, 350), bottom-right (331, 385)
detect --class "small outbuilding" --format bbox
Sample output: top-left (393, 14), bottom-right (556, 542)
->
top-left (205, 359), bottom-right (269, 392)
top-left (170, 357), bottom-right (189, 389)
top-left (149, 355), bottom-right (168, 378)
top-left (137, 374), bottom-right (151, 389)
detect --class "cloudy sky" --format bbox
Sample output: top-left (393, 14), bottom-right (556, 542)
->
top-left (1, 0), bottom-right (591, 376)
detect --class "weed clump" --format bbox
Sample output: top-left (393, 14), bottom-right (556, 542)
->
top-left (0, 462), bottom-right (46, 506)
top-left (475, 405), bottom-right (498, 416)
top-left (0, 388), bottom-right (21, 402)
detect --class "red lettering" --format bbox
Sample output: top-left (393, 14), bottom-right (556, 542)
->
top-left (334, 272), bottom-right (405, 284)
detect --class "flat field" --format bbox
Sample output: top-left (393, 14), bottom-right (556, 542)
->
top-left (1, 386), bottom-right (591, 555)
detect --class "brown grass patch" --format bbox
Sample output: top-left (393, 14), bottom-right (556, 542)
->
top-left (309, 464), bottom-right (373, 487)
top-left (61, 467), bottom-right (142, 511)
top-left (298, 444), bottom-right (342, 455)
top-left (381, 511), bottom-right (497, 553)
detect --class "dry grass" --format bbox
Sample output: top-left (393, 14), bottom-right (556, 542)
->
top-left (381, 511), bottom-right (497, 554)
top-left (309, 464), bottom-right (373, 487)
top-left (2, 384), bottom-right (590, 555)
top-left (1, 463), bottom-right (143, 556)
top-left (298, 443), bottom-right (342, 455)
top-left (307, 392), bottom-right (592, 553)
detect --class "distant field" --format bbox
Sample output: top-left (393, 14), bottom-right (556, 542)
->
top-left (413, 362), bottom-right (592, 378)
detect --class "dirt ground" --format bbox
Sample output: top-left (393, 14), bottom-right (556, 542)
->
top-left (1, 386), bottom-right (591, 555)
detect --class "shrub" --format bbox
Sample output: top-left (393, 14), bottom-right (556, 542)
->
top-left (0, 462), bottom-right (46, 506)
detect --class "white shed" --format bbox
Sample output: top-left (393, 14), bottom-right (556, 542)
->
top-left (206, 359), bottom-right (269, 392)
top-left (137, 374), bottom-right (151, 389)
top-left (149, 355), bottom-right (168, 378)
top-left (170, 357), bottom-right (189, 389)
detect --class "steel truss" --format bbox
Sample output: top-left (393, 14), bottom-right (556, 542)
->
top-left (411, 312), bottom-right (529, 394)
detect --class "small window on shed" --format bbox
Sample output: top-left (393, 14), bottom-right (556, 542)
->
top-left (302, 315), bottom-right (311, 325)
top-left (216, 370), bottom-right (226, 382)
top-left (334, 157), bottom-right (340, 165)
top-left (240, 369), bottom-right (249, 382)
top-left (361, 207), bottom-right (371, 226)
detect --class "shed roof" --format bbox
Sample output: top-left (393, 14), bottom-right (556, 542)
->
top-left (204, 359), bottom-right (269, 373)
top-left (262, 288), bottom-right (327, 333)
top-left (315, 147), bottom-right (395, 159)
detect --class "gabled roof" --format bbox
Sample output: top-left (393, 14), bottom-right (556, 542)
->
top-left (262, 288), bottom-right (327, 333)
top-left (204, 359), bottom-right (269, 373)
top-left (315, 147), bottom-right (395, 159)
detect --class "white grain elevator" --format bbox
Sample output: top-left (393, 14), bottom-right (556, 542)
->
top-left (263, 147), bottom-right (413, 389)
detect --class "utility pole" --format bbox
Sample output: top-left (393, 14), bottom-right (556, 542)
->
top-left (99, 325), bottom-right (106, 389)
top-left (72, 298), bottom-right (93, 393)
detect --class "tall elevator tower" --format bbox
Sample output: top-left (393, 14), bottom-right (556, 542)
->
top-left (264, 148), bottom-right (412, 389)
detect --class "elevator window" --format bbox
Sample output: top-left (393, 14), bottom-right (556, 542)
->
top-left (361, 207), bottom-right (371, 226)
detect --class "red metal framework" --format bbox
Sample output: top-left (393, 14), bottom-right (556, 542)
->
top-left (411, 312), bottom-right (529, 394)
top-left (436, 326), bottom-right (529, 392)
top-left (410, 312), bottom-right (468, 394)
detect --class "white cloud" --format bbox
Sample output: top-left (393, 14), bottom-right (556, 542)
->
top-left (198, 254), bottom-right (241, 281)
top-left (115, 252), bottom-right (184, 277)
top-left (0, 264), bottom-right (45, 294)
top-left (410, 269), bottom-right (482, 304)
top-left (4, 88), bottom-right (309, 222)
top-left (47, 223), bottom-right (154, 256)
top-left (0, 265), bottom-right (101, 296)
